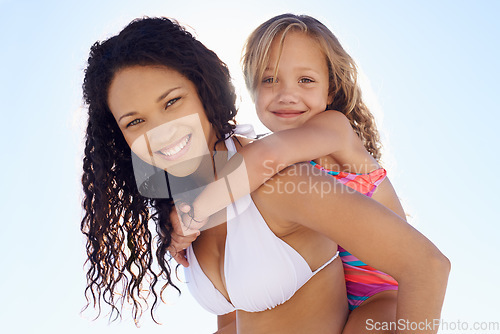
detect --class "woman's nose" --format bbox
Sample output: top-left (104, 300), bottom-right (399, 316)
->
top-left (145, 117), bottom-right (177, 147)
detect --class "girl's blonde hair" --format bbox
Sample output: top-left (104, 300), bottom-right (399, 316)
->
top-left (242, 13), bottom-right (382, 160)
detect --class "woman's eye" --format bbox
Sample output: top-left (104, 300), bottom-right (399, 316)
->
top-left (262, 77), bottom-right (276, 84)
top-left (165, 97), bottom-right (181, 109)
top-left (126, 119), bottom-right (143, 128)
top-left (299, 78), bottom-right (314, 83)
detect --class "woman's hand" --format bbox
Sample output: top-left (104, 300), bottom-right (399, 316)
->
top-left (167, 203), bottom-right (201, 267)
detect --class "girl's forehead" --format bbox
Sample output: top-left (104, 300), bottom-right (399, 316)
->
top-left (268, 32), bottom-right (325, 62)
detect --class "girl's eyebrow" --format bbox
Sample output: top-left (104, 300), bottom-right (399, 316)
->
top-left (118, 86), bottom-right (182, 123)
top-left (263, 66), bottom-right (319, 73)
top-left (295, 66), bottom-right (317, 72)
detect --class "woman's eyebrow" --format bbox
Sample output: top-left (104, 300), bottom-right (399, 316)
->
top-left (118, 87), bottom-right (182, 123)
top-left (156, 86), bottom-right (181, 102)
top-left (118, 111), bottom-right (138, 123)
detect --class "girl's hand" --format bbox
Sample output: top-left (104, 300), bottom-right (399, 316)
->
top-left (167, 203), bottom-right (201, 267)
top-left (177, 202), bottom-right (210, 233)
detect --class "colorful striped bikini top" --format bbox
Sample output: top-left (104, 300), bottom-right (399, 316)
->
top-left (309, 160), bottom-right (387, 197)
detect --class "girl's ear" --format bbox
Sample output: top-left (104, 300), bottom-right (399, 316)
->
top-left (327, 93), bottom-right (334, 106)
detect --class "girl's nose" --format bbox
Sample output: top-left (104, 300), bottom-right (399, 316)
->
top-left (276, 82), bottom-right (299, 104)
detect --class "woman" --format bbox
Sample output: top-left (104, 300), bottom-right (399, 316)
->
top-left (81, 16), bottom-right (449, 333)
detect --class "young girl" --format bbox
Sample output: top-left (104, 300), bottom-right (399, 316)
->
top-left (169, 14), bottom-right (411, 333)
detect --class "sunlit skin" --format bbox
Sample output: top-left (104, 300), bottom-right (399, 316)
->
top-left (255, 31), bottom-right (333, 132)
top-left (108, 65), bottom-right (217, 177)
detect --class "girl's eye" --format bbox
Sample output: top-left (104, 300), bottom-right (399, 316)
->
top-left (165, 97), bottom-right (181, 109)
top-left (126, 119), bottom-right (143, 128)
top-left (262, 77), bottom-right (276, 84)
top-left (299, 78), bottom-right (314, 83)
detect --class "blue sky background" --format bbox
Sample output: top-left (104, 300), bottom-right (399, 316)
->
top-left (0, 0), bottom-right (498, 333)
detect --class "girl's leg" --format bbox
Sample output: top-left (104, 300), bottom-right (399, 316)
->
top-left (342, 290), bottom-right (397, 334)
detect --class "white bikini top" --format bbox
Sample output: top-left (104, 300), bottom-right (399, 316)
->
top-left (183, 125), bottom-right (339, 315)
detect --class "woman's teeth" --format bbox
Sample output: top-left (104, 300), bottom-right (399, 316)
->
top-left (161, 135), bottom-right (190, 156)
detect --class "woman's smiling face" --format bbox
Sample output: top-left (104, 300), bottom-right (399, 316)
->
top-left (108, 65), bottom-right (215, 177)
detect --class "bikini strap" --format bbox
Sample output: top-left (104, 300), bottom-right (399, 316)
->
top-left (312, 251), bottom-right (340, 275)
top-left (224, 124), bottom-right (256, 159)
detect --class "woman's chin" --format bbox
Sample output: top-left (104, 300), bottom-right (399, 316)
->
top-left (161, 156), bottom-right (204, 177)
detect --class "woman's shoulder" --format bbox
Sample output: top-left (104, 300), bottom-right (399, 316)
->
top-left (253, 163), bottom-right (336, 214)
top-left (229, 123), bottom-right (259, 149)
top-left (251, 162), bottom-right (348, 243)
top-left (251, 163), bottom-right (318, 233)
top-left (234, 134), bottom-right (255, 147)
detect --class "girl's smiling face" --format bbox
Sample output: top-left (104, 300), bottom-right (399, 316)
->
top-left (108, 65), bottom-right (215, 177)
top-left (255, 31), bottom-right (332, 132)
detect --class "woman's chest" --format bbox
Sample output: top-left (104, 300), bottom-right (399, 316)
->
top-left (190, 204), bottom-right (337, 311)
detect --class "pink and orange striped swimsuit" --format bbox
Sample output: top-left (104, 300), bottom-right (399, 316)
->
top-left (310, 161), bottom-right (399, 311)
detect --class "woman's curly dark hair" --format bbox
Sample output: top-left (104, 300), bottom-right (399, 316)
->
top-left (80, 17), bottom-right (237, 324)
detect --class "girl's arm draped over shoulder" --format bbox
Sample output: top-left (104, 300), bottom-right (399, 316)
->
top-left (192, 111), bottom-right (358, 221)
top-left (254, 163), bottom-right (450, 334)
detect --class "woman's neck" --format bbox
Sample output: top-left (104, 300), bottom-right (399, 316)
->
top-left (191, 133), bottom-right (229, 183)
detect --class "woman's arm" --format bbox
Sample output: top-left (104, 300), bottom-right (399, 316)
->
top-left (255, 163), bottom-right (450, 334)
top-left (192, 110), bottom-right (358, 221)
